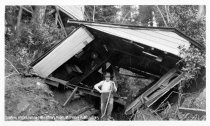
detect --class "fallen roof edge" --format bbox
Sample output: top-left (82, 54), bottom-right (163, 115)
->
top-left (29, 27), bottom-right (80, 67)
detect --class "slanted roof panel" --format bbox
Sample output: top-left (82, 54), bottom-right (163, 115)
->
top-left (33, 27), bottom-right (94, 78)
top-left (57, 5), bottom-right (84, 20)
top-left (86, 25), bottom-right (190, 56)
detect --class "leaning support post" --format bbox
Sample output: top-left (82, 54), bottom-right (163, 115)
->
top-left (63, 87), bottom-right (78, 106)
top-left (56, 7), bottom-right (68, 37)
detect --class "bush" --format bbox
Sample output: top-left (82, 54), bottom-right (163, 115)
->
top-left (5, 16), bottom-right (66, 73)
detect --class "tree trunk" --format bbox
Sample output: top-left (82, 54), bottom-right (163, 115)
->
top-left (31, 6), bottom-right (46, 26)
top-left (92, 5), bottom-right (95, 22)
top-left (156, 5), bottom-right (168, 27)
top-left (165, 5), bottom-right (170, 24)
top-left (31, 6), bottom-right (46, 61)
top-left (16, 6), bottom-right (22, 37)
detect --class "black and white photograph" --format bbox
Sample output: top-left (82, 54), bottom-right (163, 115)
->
top-left (3, 2), bottom-right (206, 123)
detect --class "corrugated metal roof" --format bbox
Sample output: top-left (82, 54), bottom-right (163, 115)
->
top-left (86, 25), bottom-right (190, 56)
top-left (57, 5), bottom-right (84, 20)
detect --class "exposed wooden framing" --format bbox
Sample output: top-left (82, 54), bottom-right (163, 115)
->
top-left (65, 82), bottom-right (126, 105)
top-left (69, 54), bottom-right (111, 84)
top-left (63, 87), bottom-right (78, 106)
top-left (146, 73), bottom-right (183, 107)
top-left (113, 48), bottom-right (142, 60)
top-left (45, 79), bottom-right (59, 87)
top-left (154, 91), bottom-right (179, 113)
top-left (56, 7), bottom-right (68, 37)
top-left (142, 69), bottom-right (177, 100)
top-left (118, 65), bottom-right (158, 80)
top-left (119, 73), bottom-right (146, 79)
top-left (48, 77), bottom-right (68, 85)
top-left (131, 67), bottom-right (161, 78)
top-left (124, 68), bottom-right (177, 114)
top-left (179, 107), bottom-right (206, 116)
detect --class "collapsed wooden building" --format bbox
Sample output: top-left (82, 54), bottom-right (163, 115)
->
top-left (29, 6), bottom-right (204, 115)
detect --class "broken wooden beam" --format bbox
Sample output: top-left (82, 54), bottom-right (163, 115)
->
top-left (124, 68), bottom-right (178, 115)
top-left (69, 55), bottom-right (111, 84)
top-left (146, 73), bottom-right (183, 107)
top-left (63, 87), bottom-right (78, 106)
top-left (119, 73), bottom-right (146, 79)
top-left (48, 77), bottom-right (68, 85)
top-left (56, 7), bottom-right (68, 37)
top-left (179, 107), bottom-right (206, 116)
top-left (65, 82), bottom-right (126, 106)
top-left (45, 79), bottom-right (59, 87)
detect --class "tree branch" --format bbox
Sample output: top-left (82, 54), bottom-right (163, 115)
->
top-left (156, 5), bottom-right (168, 27)
top-left (5, 58), bottom-right (20, 74)
top-left (56, 7), bottom-right (67, 37)
top-left (92, 5), bottom-right (95, 22)
top-left (21, 6), bottom-right (32, 14)
top-left (165, 5), bottom-right (170, 24)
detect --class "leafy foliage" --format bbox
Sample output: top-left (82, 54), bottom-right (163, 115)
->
top-left (178, 46), bottom-right (205, 81)
top-left (5, 6), bottom-right (65, 72)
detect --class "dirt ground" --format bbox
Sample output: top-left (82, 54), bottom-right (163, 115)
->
top-left (5, 71), bottom-right (99, 121)
top-left (5, 61), bottom-right (206, 121)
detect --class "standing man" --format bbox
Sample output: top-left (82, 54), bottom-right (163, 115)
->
top-left (94, 72), bottom-right (117, 120)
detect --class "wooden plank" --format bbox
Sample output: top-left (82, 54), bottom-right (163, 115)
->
top-left (46, 76), bottom-right (126, 106)
top-left (66, 83), bottom-right (126, 106)
top-left (45, 79), bottom-right (59, 87)
top-left (179, 107), bottom-right (206, 116)
top-left (56, 8), bottom-right (68, 37)
top-left (146, 74), bottom-right (183, 107)
top-left (48, 77), bottom-right (68, 85)
top-left (69, 55), bottom-right (111, 84)
top-left (119, 73), bottom-right (145, 79)
top-left (142, 68), bottom-right (177, 99)
top-left (124, 68), bottom-right (177, 114)
top-left (63, 87), bottom-right (78, 106)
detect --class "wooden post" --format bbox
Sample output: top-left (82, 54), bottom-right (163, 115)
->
top-left (55, 12), bottom-right (58, 25)
top-left (179, 107), bottom-right (206, 116)
top-left (63, 87), bottom-right (78, 106)
top-left (56, 7), bottom-right (67, 37)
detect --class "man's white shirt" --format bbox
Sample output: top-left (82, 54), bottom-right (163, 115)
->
top-left (94, 80), bottom-right (117, 93)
